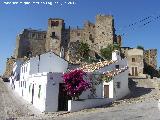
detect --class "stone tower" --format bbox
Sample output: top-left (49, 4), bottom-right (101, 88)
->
top-left (94, 15), bottom-right (115, 53)
top-left (13, 29), bottom-right (46, 58)
top-left (45, 18), bottom-right (65, 55)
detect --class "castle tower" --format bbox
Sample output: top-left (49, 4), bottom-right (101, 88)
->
top-left (94, 15), bottom-right (115, 53)
top-left (45, 18), bottom-right (65, 55)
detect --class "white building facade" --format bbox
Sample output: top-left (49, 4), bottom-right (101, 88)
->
top-left (11, 50), bottom-right (129, 112)
top-left (15, 52), bottom-right (68, 112)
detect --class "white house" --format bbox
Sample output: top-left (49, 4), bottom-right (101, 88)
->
top-left (97, 50), bottom-right (130, 100)
top-left (68, 50), bottom-right (130, 112)
top-left (14, 52), bottom-right (68, 111)
top-left (9, 59), bottom-right (23, 91)
top-left (11, 50), bottom-right (129, 112)
top-left (27, 72), bottom-right (65, 112)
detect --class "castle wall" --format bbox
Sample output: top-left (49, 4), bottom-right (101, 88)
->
top-left (94, 15), bottom-right (115, 52)
top-left (144, 49), bottom-right (157, 69)
top-left (14, 29), bottom-right (46, 58)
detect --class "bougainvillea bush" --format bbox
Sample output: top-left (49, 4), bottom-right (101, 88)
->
top-left (63, 69), bottom-right (91, 100)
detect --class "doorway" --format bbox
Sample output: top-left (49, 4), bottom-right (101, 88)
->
top-left (104, 85), bottom-right (109, 98)
top-left (31, 84), bottom-right (34, 104)
top-left (58, 83), bottom-right (71, 111)
top-left (132, 67), bottom-right (138, 76)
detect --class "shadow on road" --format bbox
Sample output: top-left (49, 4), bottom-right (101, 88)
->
top-left (124, 78), bottom-right (154, 99)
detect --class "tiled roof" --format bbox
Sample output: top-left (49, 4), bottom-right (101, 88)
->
top-left (79, 60), bottom-right (117, 72)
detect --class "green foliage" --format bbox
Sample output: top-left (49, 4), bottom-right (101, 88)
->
top-left (100, 44), bottom-right (120, 60)
top-left (137, 45), bottom-right (144, 50)
top-left (101, 75), bottom-right (113, 83)
top-left (144, 62), bottom-right (159, 78)
top-left (78, 42), bottom-right (90, 58)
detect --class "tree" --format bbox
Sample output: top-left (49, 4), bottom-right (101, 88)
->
top-left (63, 69), bottom-right (91, 100)
top-left (100, 44), bottom-right (120, 60)
top-left (78, 42), bottom-right (90, 58)
top-left (137, 45), bottom-right (144, 50)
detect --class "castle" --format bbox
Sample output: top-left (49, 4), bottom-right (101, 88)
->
top-left (13, 15), bottom-right (119, 61)
top-left (3, 14), bottom-right (157, 78)
top-left (4, 14), bottom-right (120, 78)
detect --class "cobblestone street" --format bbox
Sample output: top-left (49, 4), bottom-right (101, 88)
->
top-left (1, 78), bottom-right (160, 120)
top-left (0, 79), bottom-right (40, 120)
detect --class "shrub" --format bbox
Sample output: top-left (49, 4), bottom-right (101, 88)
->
top-left (63, 69), bottom-right (91, 100)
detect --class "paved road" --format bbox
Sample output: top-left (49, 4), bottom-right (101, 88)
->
top-left (0, 79), bottom-right (38, 120)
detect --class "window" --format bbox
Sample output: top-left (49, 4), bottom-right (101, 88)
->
top-left (51, 21), bottom-right (59, 27)
top-left (38, 85), bottom-right (41, 98)
top-left (51, 32), bottom-right (56, 38)
top-left (21, 81), bottom-right (22, 87)
top-left (25, 81), bottom-right (26, 88)
top-left (21, 67), bottom-right (23, 73)
top-left (115, 65), bottom-right (119, 69)
top-left (117, 82), bottom-right (121, 88)
top-left (132, 58), bottom-right (135, 62)
top-left (29, 84), bottom-right (31, 93)
top-left (32, 33), bottom-right (35, 38)
top-left (26, 66), bottom-right (27, 72)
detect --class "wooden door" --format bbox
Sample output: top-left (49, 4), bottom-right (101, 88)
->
top-left (104, 85), bottom-right (109, 98)
top-left (132, 67), bottom-right (135, 76)
top-left (135, 67), bottom-right (138, 76)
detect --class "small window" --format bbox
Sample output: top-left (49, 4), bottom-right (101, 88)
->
top-left (117, 82), bottom-right (121, 88)
top-left (32, 33), bottom-right (35, 38)
top-left (38, 85), bottom-right (41, 98)
top-left (25, 81), bottom-right (26, 88)
top-left (29, 84), bottom-right (31, 93)
top-left (51, 32), bottom-right (56, 37)
top-left (115, 65), bottom-right (119, 69)
top-left (51, 21), bottom-right (59, 27)
top-left (132, 58), bottom-right (135, 62)
top-left (24, 67), bottom-right (25, 73)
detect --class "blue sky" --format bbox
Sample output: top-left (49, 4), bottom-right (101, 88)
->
top-left (0, 0), bottom-right (160, 74)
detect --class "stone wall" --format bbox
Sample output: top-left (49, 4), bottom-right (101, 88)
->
top-left (127, 48), bottom-right (144, 76)
top-left (14, 29), bottom-right (46, 58)
top-left (94, 15), bottom-right (115, 53)
top-left (144, 49), bottom-right (157, 69)
top-left (3, 57), bottom-right (15, 78)
top-left (9, 14), bottom-right (116, 77)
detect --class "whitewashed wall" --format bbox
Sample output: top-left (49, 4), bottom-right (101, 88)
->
top-left (97, 58), bottom-right (127, 73)
top-left (39, 52), bottom-right (68, 73)
top-left (113, 70), bottom-right (130, 100)
top-left (9, 60), bottom-right (23, 86)
top-left (19, 72), bottom-right (64, 112)
top-left (68, 98), bottom-right (113, 112)
top-left (45, 73), bottom-right (63, 112)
